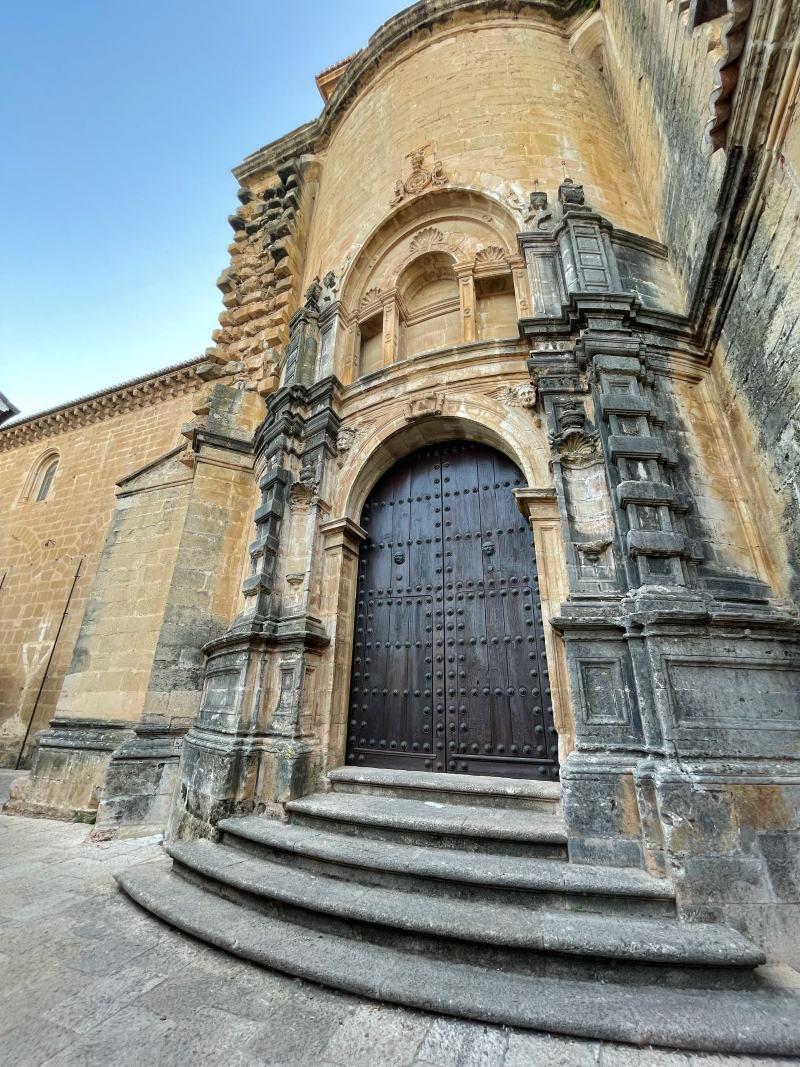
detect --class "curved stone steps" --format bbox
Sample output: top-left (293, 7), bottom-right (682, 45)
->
top-left (328, 766), bottom-right (562, 811)
top-left (286, 792), bottom-right (568, 856)
top-left (117, 861), bottom-right (800, 1057)
top-left (219, 815), bottom-right (675, 917)
top-left (167, 838), bottom-right (764, 981)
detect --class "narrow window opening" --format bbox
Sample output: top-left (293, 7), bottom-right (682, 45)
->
top-left (34, 459), bottom-right (58, 502)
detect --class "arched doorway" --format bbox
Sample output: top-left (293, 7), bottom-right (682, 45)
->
top-left (345, 441), bottom-right (559, 780)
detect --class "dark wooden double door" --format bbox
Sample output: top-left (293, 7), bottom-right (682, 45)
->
top-left (346, 442), bottom-right (559, 780)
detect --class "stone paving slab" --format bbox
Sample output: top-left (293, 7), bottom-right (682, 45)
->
top-left (0, 769), bottom-right (796, 1067)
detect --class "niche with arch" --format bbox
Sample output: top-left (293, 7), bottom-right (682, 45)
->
top-left (340, 189), bottom-right (531, 381)
top-left (399, 251), bottom-right (461, 359)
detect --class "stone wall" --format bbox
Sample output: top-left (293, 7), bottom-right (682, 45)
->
top-left (300, 11), bottom-right (654, 293)
top-left (0, 367), bottom-right (202, 770)
top-left (715, 100), bottom-right (800, 603)
top-left (602, 0), bottom-right (800, 604)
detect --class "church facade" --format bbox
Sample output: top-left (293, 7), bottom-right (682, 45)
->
top-left (3, 0), bottom-right (800, 1044)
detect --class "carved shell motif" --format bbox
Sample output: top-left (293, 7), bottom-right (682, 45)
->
top-left (474, 245), bottom-right (507, 267)
top-left (409, 227), bottom-right (446, 255)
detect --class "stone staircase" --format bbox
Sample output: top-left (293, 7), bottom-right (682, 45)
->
top-left (117, 767), bottom-right (800, 1055)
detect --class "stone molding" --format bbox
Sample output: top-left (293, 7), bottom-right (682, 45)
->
top-left (0, 361), bottom-right (202, 452)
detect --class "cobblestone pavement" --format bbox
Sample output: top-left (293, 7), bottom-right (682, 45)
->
top-left (0, 770), bottom-right (795, 1067)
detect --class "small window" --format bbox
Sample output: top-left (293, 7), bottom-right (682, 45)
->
top-left (35, 459), bottom-right (58, 501)
top-left (20, 451), bottom-right (61, 504)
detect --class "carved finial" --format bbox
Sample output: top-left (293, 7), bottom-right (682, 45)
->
top-left (558, 177), bottom-right (587, 210)
top-left (304, 277), bottom-right (323, 310)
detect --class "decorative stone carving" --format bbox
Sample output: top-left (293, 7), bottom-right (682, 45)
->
top-left (403, 391), bottom-right (446, 422)
top-left (575, 538), bottom-right (612, 562)
top-left (558, 177), bottom-right (586, 210)
top-left (390, 144), bottom-right (448, 206)
top-left (474, 245), bottom-right (507, 267)
top-left (288, 481), bottom-right (318, 512)
top-left (525, 190), bottom-right (553, 230)
top-left (360, 288), bottom-right (383, 313)
top-left (289, 462), bottom-right (320, 512)
top-left (493, 383), bottom-right (538, 410)
top-left (286, 573), bottom-right (305, 587)
top-left (549, 400), bottom-right (601, 468)
top-left (320, 270), bottom-right (339, 307)
top-left (410, 227), bottom-right (447, 254)
top-left (304, 277), bottom-right (323, 311)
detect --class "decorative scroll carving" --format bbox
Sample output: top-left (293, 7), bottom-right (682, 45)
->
top-left (390, 144), bottom-right (448, 206)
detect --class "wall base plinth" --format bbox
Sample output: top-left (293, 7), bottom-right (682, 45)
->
top-left (561, 751), bottom-right (647, 869)
top-left (90, 716), bottom-right (191, 841)
top-left (643, 758), bottom-right (800, 969)
top-left (2, 717), bottom-right (135, 823)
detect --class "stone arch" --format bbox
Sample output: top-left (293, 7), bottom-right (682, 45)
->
top-left (342, 186), bottom-right (520, 312)
top-left (335, 397), bottom-right (552, 523)
top-left (336, 187), bottom-right (528, 380)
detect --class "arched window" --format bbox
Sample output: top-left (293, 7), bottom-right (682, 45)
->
top-left (20, 451), bottom-right (60, 504)
top-left (35, 459), bottom-right (59, 501)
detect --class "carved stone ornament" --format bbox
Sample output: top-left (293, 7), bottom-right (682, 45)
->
top-left (403, 391), bottom-right (446, 422)
top-left (474, 245), bottom-right (507, 267)
top-left (558, 177), bottom-right (586, 210)
top-left (304, 277), bottom-right (323, 310)
top-left (360, 287), bottom-right (383, 312)
top-left (288, 481), bottom-right (318, 512)
top-left (286, 572), bottom-right (305, 587)
top-left (575, 539), bottom-right (612, 562)
top-left (525, 190), bottom-right (553, 230)
top-left (390, 144), bottom-right (448, 207)
top-left (494, 383), bottom-right (538, 410)
top-left (410, 227), bottom-right (447, 255)
top-left (289, 463), bottom-right (320, 511)
top-left (320, 270), bottom-right (339, 307)
top-left (549, 400), bottom-right (601, 468)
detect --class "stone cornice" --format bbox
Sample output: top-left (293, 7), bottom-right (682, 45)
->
top-left (0, 359), bottom-right (202, 452)
top-left (234, 0), bottom-right (583, 182)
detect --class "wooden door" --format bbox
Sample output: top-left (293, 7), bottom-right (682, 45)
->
top-left (346, 442), bottom-right (559, 780)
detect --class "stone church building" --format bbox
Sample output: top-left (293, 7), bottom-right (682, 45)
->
top-left (2, 0), bottom-right (800, 1052)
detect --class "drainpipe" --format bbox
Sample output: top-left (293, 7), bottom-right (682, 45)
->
top-left (15, 558), bottom-right (83, 769)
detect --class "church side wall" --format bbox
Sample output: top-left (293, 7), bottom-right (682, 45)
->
top-left (0, 384), bottom-right (202, 770)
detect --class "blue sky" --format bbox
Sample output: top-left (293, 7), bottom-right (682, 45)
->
top-left (0, 1), bottom-right (401, 418)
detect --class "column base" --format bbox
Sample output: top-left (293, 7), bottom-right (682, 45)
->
top-left (166, 727), bottom-right (321, 841)
top-left (90, 716), bottom-right (191, 841)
